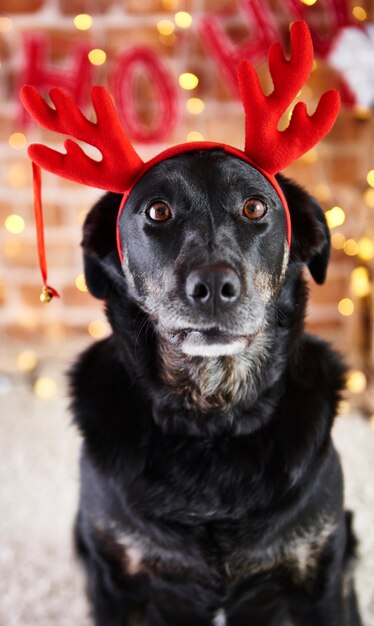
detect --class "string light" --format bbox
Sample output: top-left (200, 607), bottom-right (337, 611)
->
top-left (88, 49), bottom-right (107, 66)
top-left (9, 133), bottom-right (26, 150)
top-left (187, 131), bottom-right (204, 142)
top-left (157, 19), bottom-right (175, 36)
top-left (346, 370), bottom-right (367, 394)
top-left (88, 320), bottom-right (110, 339)
top-left (325, 206), bottom-right (345, 229)
top-left (76, 274), bottom-right (88, 292)
top-left (352, 6), bottom-right (367, 21)
top-left (364, 188), bottom-right (374, 208)
top-left (175, 12), bottom-right (193, 28)
top-left (0, 17), bottom-right (12, 33)
top-left (17, 350), bottom-right (38, 373)
top-left (74, 14), bottom-right (93, 30)
top-left (338, 298), bottom-right (354, 316)
top-left (358, 237), bottom-right (374, 261)
top-left (343, 239), bottom-right (358, 256)
top-left (331, 233), bottom-right (346, 250)
top-left (5, 214), bottom-right (25, 234)
top-left (179, 72), bottom-right (199, 90)
top-left (350, 266), bottom-right (371, 298)
top-left (367, 170), bottom-right (374, 188)
top-left (34, 377), bottom-right (58, 400)
top-left (300, 0), bottom-right (318, 4)
top-left (186, 98), bottom-right (205, 114)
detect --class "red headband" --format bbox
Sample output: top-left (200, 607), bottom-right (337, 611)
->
top-left (20, 20), bottom-right (340, 302)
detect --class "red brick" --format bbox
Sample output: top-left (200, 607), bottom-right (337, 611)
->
top-left (1, 0), bottom-right (44, 12)
top-left (59, 0), bottom-right (113, 15)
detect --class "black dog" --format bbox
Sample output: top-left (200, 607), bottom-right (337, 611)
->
top-left (71, 150), bottom-right (361, 626)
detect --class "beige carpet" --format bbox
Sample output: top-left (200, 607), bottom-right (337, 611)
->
top-left (0, 340), bottom-right (373, 626)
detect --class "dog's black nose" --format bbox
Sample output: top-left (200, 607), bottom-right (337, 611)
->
top-left (185, 265), bottom-right (241, 309)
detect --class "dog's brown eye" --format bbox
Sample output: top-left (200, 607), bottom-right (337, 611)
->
top-left (243, 198), bottom-right (267, 220)
top-left (146, 202), bottom-right (172, 222)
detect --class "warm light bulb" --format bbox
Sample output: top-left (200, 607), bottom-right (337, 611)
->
top-left (338, 298), bottom-right (354, 316)
top-left (350, 266), bottom-right (371, 298)
top-left (358, 237), bottom-right (374, 261)
top-left (157, 19), bottom-right (175, 35)
top-left (175, 11), bottom-right (193, 28)
top-left (88, 49), bottom-right (107, 66)
top-left (346, 370), bottom-right (367, 394)
top-left (17, 350), bottom-right (38, 373)
top-left (364, 189), bottom-right (374, 208)
top-left (366, 170), bottom-right (374, 188)
top-left (5, 214), bottom-right (25, 234)
top-left (325, 206), bottom-right (345, 229)
top-left (88, 320), bottom-right (110, 338)
top-left (179, 73), bottom-right (199, 90)
top-left (186, 98), bottom-right (205, 114)
top-left (187, 131), bottom-right (204, 142)
top-left (34, 377), bottom-right (58, 400)
top-left (352, 6), bottom-right (367, 21)
top-left (9, 132), bottom-right (27, 150)
top-left (74, 14), bottom-right (93, 30)
top-left (76, 274), bottom-right (88, 292)
top-left (331, 233), bottom-right (345, 250)
top-left (343, 239), bottom-right (358, 256)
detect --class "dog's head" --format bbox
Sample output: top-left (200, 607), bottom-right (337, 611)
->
top-left (84, 149), bottom-right (329, 353)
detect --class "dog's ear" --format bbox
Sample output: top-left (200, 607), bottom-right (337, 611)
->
top-left (277, 174), bottom-right (330, 284)
top-left (82, 192), bottom-right (124, 299)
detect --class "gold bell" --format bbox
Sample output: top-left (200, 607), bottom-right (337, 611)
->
top-left (40, 286), bottom-right (54, 303)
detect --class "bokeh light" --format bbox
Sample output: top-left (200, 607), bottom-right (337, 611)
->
top-left (325, 206), bottom-right (345, 229)
top-left (5, 215), bottom-right (25, 234)
top-left (88, 49), bottom-right (107, 65)
top-left (17, 350), bottom-right (38, 373)
top-left (9, 133), bottom-right (27, 150)
top-left (175, 12), bottom-right (192, 28)
top-left (88, 320), bottom-right (110, 339)
top-left (346, 370), bottom-right (367, 394)
top-left (179, 73), bottom-right (199, 90)
top-left (338, 298), bottom-right (354, 316)
top-left (76, 274), bottom-right (88, 292)
top-left (74, 14), bottom-right (93, 30)
top-left (186, 98), bottom-right (205, 114)
top-left (34, 377), bottom-right (58, 400)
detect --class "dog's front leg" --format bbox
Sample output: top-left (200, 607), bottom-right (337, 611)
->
top-left (75, 515), bottom-right (150, 626)
top-left (289, 520), bottom-right (361, 626)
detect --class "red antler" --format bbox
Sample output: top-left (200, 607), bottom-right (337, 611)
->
top-left (238, 21), bottom-right (340, 174)
top-left (20, 85), bottom-right (144, 193)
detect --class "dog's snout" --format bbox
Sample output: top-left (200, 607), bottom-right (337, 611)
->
top-left (185, 265), bottom-right (241, 310)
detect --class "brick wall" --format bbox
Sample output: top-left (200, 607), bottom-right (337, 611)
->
top-left (1, 0), bottom-right (373, 378)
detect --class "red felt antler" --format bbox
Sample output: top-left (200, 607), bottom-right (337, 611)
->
top-left (20, 85), bottom-right (144, 192)
top-left (238, 21), bottom-right (340, 174)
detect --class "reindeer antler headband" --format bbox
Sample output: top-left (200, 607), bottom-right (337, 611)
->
top-left (20, 21), bottom-right (340, 302)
